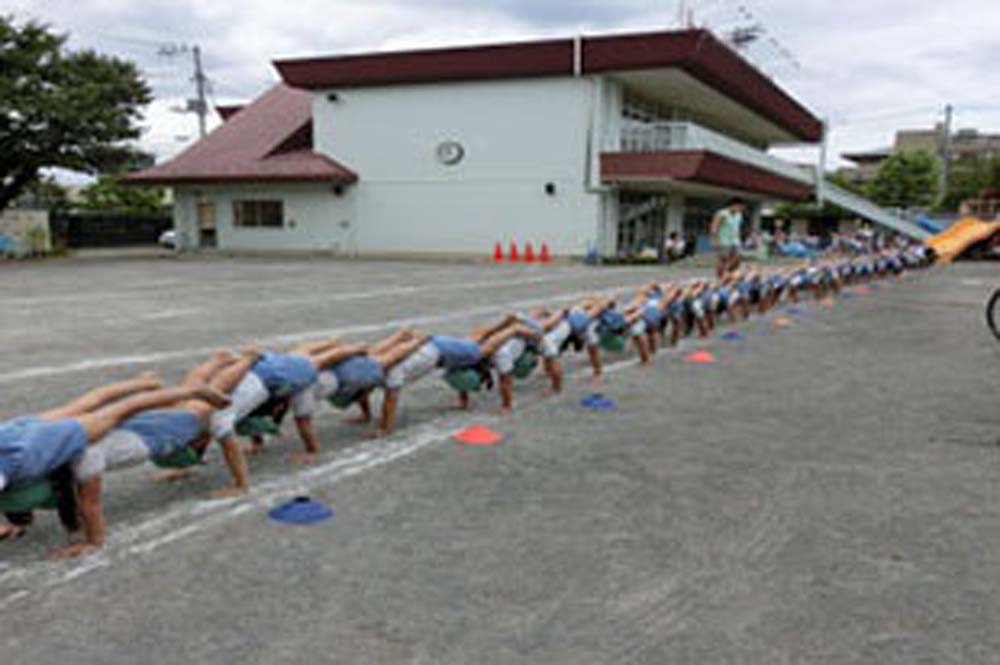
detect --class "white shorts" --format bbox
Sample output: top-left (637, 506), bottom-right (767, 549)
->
top-left (541, 320), bottom-right (571, 358)
top-left (690, 300), bottom-right (706, 320)
top-left (492, 337), bottom-right (527, 376)
top-left (210, 372), bottom-right (269, 441)
top-left (629, 320), bottom-right (646, 337)
top-left (292, 370), bottom-right (340, 419)
top-left (75, 429), bottom-right (149, 482)
top-left (384, 342), bottom-right (441, 390)
top-left (582, 320), bottom-right (601, 348)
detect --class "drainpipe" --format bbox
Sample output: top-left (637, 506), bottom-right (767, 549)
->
top-left (816, 117), bottom-right (829, 207)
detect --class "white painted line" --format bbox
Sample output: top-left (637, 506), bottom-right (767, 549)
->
top-left (0, 265), bottom-right (619, 308)
top-left (140, 308), bottom-right (204, 321)
top-left (127, 524), bottom-right (203, 557)
top-left (0, 342), bottom-right (655, 606)
top-left (0, 281), bottom-right (645, 384)
top-left (55, 556), bottom-right (109, 585)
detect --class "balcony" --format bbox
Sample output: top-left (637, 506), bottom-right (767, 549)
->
top-left (612, 121), bottom-right (815, 186)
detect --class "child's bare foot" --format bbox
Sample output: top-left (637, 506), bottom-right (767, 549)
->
top-left (152, 469), bottom-right (194, 483)
top-left (209, 486), bottom-right (247, 499)
top-left (0, 524), bottom-right (26, 542)
top-left (239, 345), bottom-right (262, 360)
top-left (51, 542), bottom-right (99, 560)
top-left (290, 452), bottom-right (317, 465)
top-left (135, 371), bottom-right (164, 389)
top-left (189, 384), bottom-right (231, 408)
top-left (243, 444), bottom-right (264, 456)
top-left (343, 414), bottom-right (371, 425)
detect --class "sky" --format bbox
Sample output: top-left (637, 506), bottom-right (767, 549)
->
top-left (4, 0), bottom-right (1000, 182)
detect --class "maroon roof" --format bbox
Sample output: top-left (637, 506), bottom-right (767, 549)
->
top-left (215, 104), bottom-right (245, 122)
top-left (274, 29), bottom-right (821, 142)
top-left (126, 84), bottom-right (357, 185)
top-left (600, 150), bottom-right (813, 201)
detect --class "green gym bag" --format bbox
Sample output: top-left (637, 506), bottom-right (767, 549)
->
top-left (151, 446), bottom-right (203, 470)
top-left (599, 333), bottom-right (627, 353)
top-left (0, 480), bottom-right (56, 513)
top-left (444, 368), bottom-right (482, 393)
top-left (512, 350), bottom-right (538, 379)
top-left (236, 415), bottom-right (281, 438)
top-left (327, 392), bottom-right (358, 410)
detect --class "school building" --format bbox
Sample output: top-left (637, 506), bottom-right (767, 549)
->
top-left (127, 28), bottom-right (924, 257)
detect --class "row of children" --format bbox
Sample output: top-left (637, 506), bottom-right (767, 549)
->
top-left (0, 246), bottom-right (932, 558)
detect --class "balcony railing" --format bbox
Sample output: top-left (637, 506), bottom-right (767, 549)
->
top-left (614, 121), bottom-right (815, 185)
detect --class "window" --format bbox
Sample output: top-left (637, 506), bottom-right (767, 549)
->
top-left (233, 200), bottom-right (284, 228)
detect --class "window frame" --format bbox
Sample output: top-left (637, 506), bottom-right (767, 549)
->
top-left (232, 199), bottom-right (284, 229)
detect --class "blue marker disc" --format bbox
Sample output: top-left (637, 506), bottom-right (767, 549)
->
top-left (268, 496), bottom-right (334, 525)
top-left (581, 394), bottom-right (618, 411)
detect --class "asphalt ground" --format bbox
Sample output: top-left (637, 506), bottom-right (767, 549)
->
top-left (0, 256), bottom-right (998, 664)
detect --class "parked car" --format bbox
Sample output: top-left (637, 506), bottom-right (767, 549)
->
top-left (158, 230), bottom-right (177, 249)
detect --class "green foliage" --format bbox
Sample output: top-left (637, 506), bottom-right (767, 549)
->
top-left (865, 150), bottom-right (940, 209)
top-left (24, 175), bottom-right (70, 212)
top-left (940, 156), bottom-right (1000, 211)
top-left (0, 16), bottom-right (152, 211)
top-left (79, 174), bottom-right (165, 214)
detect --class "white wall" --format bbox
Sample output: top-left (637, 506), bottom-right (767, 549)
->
top-left (0, 209), bottom-right (50, 256)
top-left (313, 77), bottom-right (601, 256)
top-left (174, 183), bottom-right (356, 253)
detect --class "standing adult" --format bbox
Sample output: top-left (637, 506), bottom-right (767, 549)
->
top-left (710, 198), bottom-right (746, 278)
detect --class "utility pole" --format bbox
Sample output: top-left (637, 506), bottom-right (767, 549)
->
top-left (939, 104), bottom-right (954, 201)
top-left (192, 46), bottom-right (208, 139)
top-left (159, 43), bottom-right (209, 139)
top-left (677, 0), bottom-right (691, 28)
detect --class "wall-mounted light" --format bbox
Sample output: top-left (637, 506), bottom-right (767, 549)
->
top-left (327, 92), bottom-right (340, 102)
top-left (545, 182), bottom-right (557, 196)
top-left (332, 185), bottom-right (344, 196)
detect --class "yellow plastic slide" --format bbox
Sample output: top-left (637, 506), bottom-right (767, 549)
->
top-left (926, 217), bottom-right (1000, 263)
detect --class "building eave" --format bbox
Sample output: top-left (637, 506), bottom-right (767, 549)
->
top-left (600, 150), bottom-right (813, 201)
top-left (274, 29), bottom-right (822, 143)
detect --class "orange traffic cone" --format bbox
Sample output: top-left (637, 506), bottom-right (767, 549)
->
top-left (493, 242), bottom-right (503, 262)
top-left (509, 241), bottom-right (519, 262)
top-left (524, 242), bottom-right (535, 263)
top-left (539, 242), bottom-right (551, 263)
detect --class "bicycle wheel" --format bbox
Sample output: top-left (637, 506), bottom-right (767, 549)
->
top-left (987, 289), bottom-right (1000, 342)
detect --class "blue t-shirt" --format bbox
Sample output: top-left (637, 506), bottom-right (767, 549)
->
top-left (120, 411), bottom-right (204, 460)
top-left (0, 416), bottom-right (42, 446)
top-left (252, 352), bottom-right (318, 397)
top-left (430, 336), bottom-right (482, 370)
top-left (566, 309), bottom-right (593, 336)
top-left (642, 300), bottom-right (664, 329)
top-left (331, 356), bottom-right (385, 398)
top-left (0, 418), bottom-right (88, 488)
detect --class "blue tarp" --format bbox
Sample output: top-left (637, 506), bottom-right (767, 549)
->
top-left (915, 214), bottom-right (946, 235)
top-left (776, 241), bottom-right (817, 259)
top-left (0, 233), bottom-right (16, 256)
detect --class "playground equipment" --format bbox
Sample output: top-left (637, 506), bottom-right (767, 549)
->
top-left (926, 217), bottom-right (1000, 263)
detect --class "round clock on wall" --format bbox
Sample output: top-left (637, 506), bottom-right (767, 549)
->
top-left (436, 140), bottom-right (465, 166)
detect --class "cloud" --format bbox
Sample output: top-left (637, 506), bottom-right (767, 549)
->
top-left (5, 0), bottom-right (999, 171)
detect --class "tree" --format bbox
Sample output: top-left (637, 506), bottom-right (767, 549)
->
top-left (23, 174), bottom-right (70, 212)
top-left (0, 16), bottom-right (152, 212)
top-left (78, 174), bottom-right (165, 215)
top-left (865, 150), bottom-right (940, 210)
top-left (941, 157), bottom-right (993, 211)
